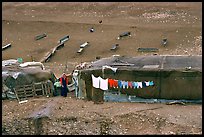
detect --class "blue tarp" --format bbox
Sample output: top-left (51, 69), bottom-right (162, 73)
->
top-left (104, 91), bottom-right (202, 104)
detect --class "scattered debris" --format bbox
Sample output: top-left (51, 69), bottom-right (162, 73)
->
top-left (35, 33), bottom-right (47, 41)
top-left (19, 100), bottom-right (28, 104)
top-left (2, 43), bottom-right (12, 51)
top-left (161, 38), bottom-right (168, 47)
top-left (80, 42), bottom-right (89, 48)
top-left (110, 44), bottom-right (119, 51)
top-left (58, 35), bottom-right (69, 44)
top-left (77, 42), bottom-right (90, 54)
top-left (77, 48), bottom-right (84, 53)
top-left (137, 48), bottom-right (159, 52)
top-left (117, 32), bottom-right (131, 39)
top-left (89, 27), bottom-right (95, 33)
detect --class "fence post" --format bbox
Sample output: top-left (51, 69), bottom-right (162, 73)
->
top-left (14, 88), bottom-right (20, 102)
top-left (41, 83), bottom-right (44, 96)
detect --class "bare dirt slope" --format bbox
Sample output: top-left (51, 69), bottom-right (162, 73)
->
top-left (2, 96), bottom-right (202, 135)
top-left (2, 2), bottom-right (202, 77)
top-left (2, 2), bottom-right (202, 135)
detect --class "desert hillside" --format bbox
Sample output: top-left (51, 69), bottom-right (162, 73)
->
top-left (2, 2), bottom-right (202, 135)
top-left (2, 2), bottom-right (202, 77)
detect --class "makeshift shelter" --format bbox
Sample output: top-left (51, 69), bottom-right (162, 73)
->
top-left (2, 59), bottom-right (56, 100)
top-left (78, 55), bottom-right (202, 103)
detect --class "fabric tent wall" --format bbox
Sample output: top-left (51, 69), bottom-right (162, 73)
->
top-left (81, 68), bottom-right (202, 101)
top-left (160, 70), bottom-right (202, 100)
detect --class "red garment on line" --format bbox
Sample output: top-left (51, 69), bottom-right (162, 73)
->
top-left (108, 79), bottom-right (114, 87)
top-left (108, 79), bottom-right (118, 88)
top-left (128, 81), bottom-right (133, 88)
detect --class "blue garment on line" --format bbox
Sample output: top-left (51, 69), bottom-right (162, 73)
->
top-left (132, 82), bottom-right (138, 89)
top-left (149, 81), bottom-right (154, 86)
top-left (122, 81), bottom-right (128, 89)
top-left (118, 80), bottom-right (123, 88)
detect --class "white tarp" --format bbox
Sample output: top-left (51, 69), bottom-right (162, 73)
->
top-left (19, 62), bottom-right (45, 70)
top-left (2, 59), bottom-right (18, 66)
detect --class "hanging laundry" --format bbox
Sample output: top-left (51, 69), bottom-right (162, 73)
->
top-left (149, 81), bottom-right (154, 86)
top-left (91, 74), bottom-right (100, 88)
top-left (142, 82), bottom-right (147, 87)
top-left (108, 78), bottom-right (118, 88)
top-left (113, 79), bottom-right (118, 88)
top-left (118, 80), bottom-right (123, 88)
top-left (132, 82), bottom-right (138, 89)
top-left (137, 82), bottom-right (143, 88)
top-left (145, 81), bottom-right (150, 86)
top-left (108, 79), bottom-right (114, 88)
top-left (128, 81), bottom-right (133, 88)
top-left (99, 77), bottom-right (108, 90)
top-left (122, 81), bottom-right (128, 89)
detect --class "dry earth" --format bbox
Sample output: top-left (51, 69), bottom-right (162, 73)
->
top-left (2, 2), bottom-right (202, 135)
top-left (2, 2), bottom-right (202, 77)
top-left (2, 96), bottom-right (202, 135)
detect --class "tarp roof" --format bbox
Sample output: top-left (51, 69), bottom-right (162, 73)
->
top-left (86, 55), bottom-right (202, 71)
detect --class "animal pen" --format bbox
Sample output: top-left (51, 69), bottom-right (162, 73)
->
top-left (2, 59), bottom-right (56, 101)
top-left (77, 55), bottom-right (202, 103)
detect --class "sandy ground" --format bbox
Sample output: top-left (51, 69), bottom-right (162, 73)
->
top-left (2, 2), bottom-right (202, 135)
top-left (2, 96), bottom-right (202, 135)
top-left (2, 2), bottom-right (202, 77)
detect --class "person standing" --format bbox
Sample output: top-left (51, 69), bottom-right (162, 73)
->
top-left (53, 78), bottom-right (61, 96)
top-left (72, 70), bottom-right (79, 98)
top-left (60, 73), bottom-right (69, 97)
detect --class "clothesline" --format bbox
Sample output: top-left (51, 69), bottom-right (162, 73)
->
top-left (91, 74), bottom-right (154, 91)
